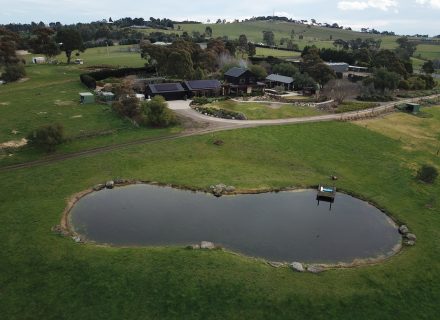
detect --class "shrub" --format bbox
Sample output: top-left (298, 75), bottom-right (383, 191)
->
top-left (1, 63), bottom-right (26, 82)
top-left (416, 165), bottom-right (438, 184)
top-left (142, 96), bottom-right (177, 127)
top-left (112, 96), bottom-right (142, 119)
top-left (398, 80), bottom-right (410, 90)
top-left (194, 106), bottom-right (246, 120)
top-left (27, 124), bottom-right (64, 152)
top-left (80, 74), bottom-right (96, 89)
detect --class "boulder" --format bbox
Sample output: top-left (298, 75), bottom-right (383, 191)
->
top-left (290, 262), bottom-right (305, 272)
top-left (72, 236), bottom-right (82, 243)
top-left (188, 244), bottom-right (201, 250)
top-left (307, 265), bottom-right (325, 274)
top-left (211, 184), bottom-right (227, 197)
top-left (200, 241), bottom-right (215, 249)
top-left (105, 181), bottom-right (115, 189)
top-left (405, 233), bottom-right (417, 241)
top-left (268, 261), bottom-right (285, 268)
top-left (399, 225), bottom-right (409, 235)
top-left (225, 186), bottom-right (236, 193)
top-left (114, 179), bottom-right (128, 185)
top-left (404, 240), bottom-right (416, 246)
top-left (93, 184), bottom-right (105, 191)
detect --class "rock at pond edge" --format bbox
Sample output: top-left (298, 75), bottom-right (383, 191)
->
top-left (290, 262), bottom-right (305, 272)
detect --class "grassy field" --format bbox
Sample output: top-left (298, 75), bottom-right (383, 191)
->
top-left (1, 104), bottom-right (440, 318)
top-left (255, 47), bottom-right (301, 58)
top-left (0, 51), bottom-right (179, 166)
top-left (176, 21), bottom-right (440, 61)
top-left (210, 100), bottom-right (322, 119)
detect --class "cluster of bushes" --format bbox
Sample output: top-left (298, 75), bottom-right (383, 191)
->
top-left (26, 124), bottom-right (65, 152)
top-left (112, 95), bottom-right (177, 127)
top-left (398, 75), bottom-right (437, 91)
top-left (417, 165), bottom-right (438, 184)
top-left (193, 106), bottom-right (246, 120)
top-left (1, 63), bottom-right (26, 82)
top-left (80, 66), bottom-right (156, 89)
top-left (191, 96), bottom-right (231, 106)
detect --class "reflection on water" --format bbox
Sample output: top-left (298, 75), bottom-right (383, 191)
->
top-left (71, 184), bottom-right (400, 263)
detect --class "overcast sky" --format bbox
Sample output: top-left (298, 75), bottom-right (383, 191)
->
top-left (1, 0), bottom-right (439, 36)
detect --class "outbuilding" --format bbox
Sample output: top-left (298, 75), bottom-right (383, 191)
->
top-left (183, 80), bottom-right (222, 97)
top-left (32, 57), bottom-right (46, 64)
top-left (265, 74), bottom-right (294, 91)
top-left (146, 83), bottom-right (187, 100)
top-left (79, 92), bottom-right (95, 104)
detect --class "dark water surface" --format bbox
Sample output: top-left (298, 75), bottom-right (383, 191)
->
top-left (70, 184), bottom-right (400, 263)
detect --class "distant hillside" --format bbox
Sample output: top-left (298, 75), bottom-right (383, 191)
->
top-left (176, 21), bottom-right (440, 61)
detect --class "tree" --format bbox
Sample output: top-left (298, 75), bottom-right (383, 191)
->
top-left (1, 63), bottom-right (26, 82)
top-left (112, 95), bottom-right (142, 120)
top-left (142, 96), bottom-right (176, 127)
top-left (371, 68), bottom-right (401, 93)
top-left (286, 40), bottom-right (299, 51)
top-left (205, 26), bottom-right (213, 38)
top-left (238, 34), bottom-right (248, 57)
top-left (55, 28), bottom-right (84, 63)
top-left (272, 63), bottom-right (299, 77)
top-left (322, 79), bottom-right (360, 103)
top-left (307, 63), bottom-right (336, 85)
top-left (30, 27), bottom-right (61, 59)
top-left (247, 42), bottom-right (256, 57)
top-left (27, 124), bottom-right (64, 152)
top-left (249, 64), bottom-right (267, 80)
top-left (0, 28), bottom-right (20, 65)
top-left (422, 60), bottom-right (435, 74)
top-left (262, 31), bottom-right (275, 46)
top-left (167, 50), bottom-right (194, 79)
top-left (395, 37), bottom-right (417, 60)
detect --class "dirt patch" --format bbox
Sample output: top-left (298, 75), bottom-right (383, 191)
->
top-left (70, 115), bottom-right (83, 119)
top-left (17, 78), bottom-right (30, 83)
top-left (0, 102), bottom-right (10, 106)
top-left (0, 138), bottom-right (28, 149)
top-left (55, 100), bottom-right (75, 106)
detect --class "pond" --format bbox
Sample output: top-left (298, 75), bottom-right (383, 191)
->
top-left (70, 184), bottom-right (401, 264)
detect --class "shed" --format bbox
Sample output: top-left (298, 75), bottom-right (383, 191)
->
top-left (32, 57), bottom-right (46, 64)
top-left (266, 74), bottom-right (294, 91)
top-left (398, 103), bottom-right (421, 114)
top-left (100, 92), bottom-right (115, 103)
top-left (183, 80), bottom-right (222, 97)
top-left (325, 62), bottom-right (349, 74)
top-left (146, 83), bottom-right (187, 100)
top-left (79, 92), bottom-right (95, 104)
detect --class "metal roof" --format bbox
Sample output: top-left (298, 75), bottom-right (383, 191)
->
top-left (184, 80), bottom-right (221, 91)
top-left (148, 83), bottom-right (186, 94)
top-left (266, 74), bottom-right (294, 84)
top-left (325, 62), bottom-right (349, 73)
top-left (224, 67), bottom-right (248, 78)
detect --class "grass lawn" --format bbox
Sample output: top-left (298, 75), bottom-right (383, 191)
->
top-left (334, 101), bottom-right (378, 113)
top-left (209, 100), bottom-right (323, 119)
top-left (255, 47), bottom-right (301, 58)
top-left (0, 61), bottom-right (179, 166)
top-left (1, 109), bottom-right (440, 318)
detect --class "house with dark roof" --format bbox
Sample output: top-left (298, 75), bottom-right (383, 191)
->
top-left (223, 67), bottom-right (265, 95)
top-left (183, 80), bottom-right (222, 97)
top-left (146, 83), bottom-right (187, 100)
top-left (265, 74), bottom-right (294, 91)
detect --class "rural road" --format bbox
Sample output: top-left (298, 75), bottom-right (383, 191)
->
top-left (1, 94), bottom-right (439, 173)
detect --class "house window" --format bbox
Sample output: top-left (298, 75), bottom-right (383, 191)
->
top-left (249, 77), bottom-right (255, 83)
top-left (239, 78), bottom-right (246, 84)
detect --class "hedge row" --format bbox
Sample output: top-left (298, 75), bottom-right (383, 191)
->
top-left (80, 66), bottom-right (156, 89)
top-left (193, 106), bottom-right (246, 120)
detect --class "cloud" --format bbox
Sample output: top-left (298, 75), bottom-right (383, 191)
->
top-left (338, 0), bottom-right (398, 11)
top-left (415, 0), bottom-right (440, 8)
